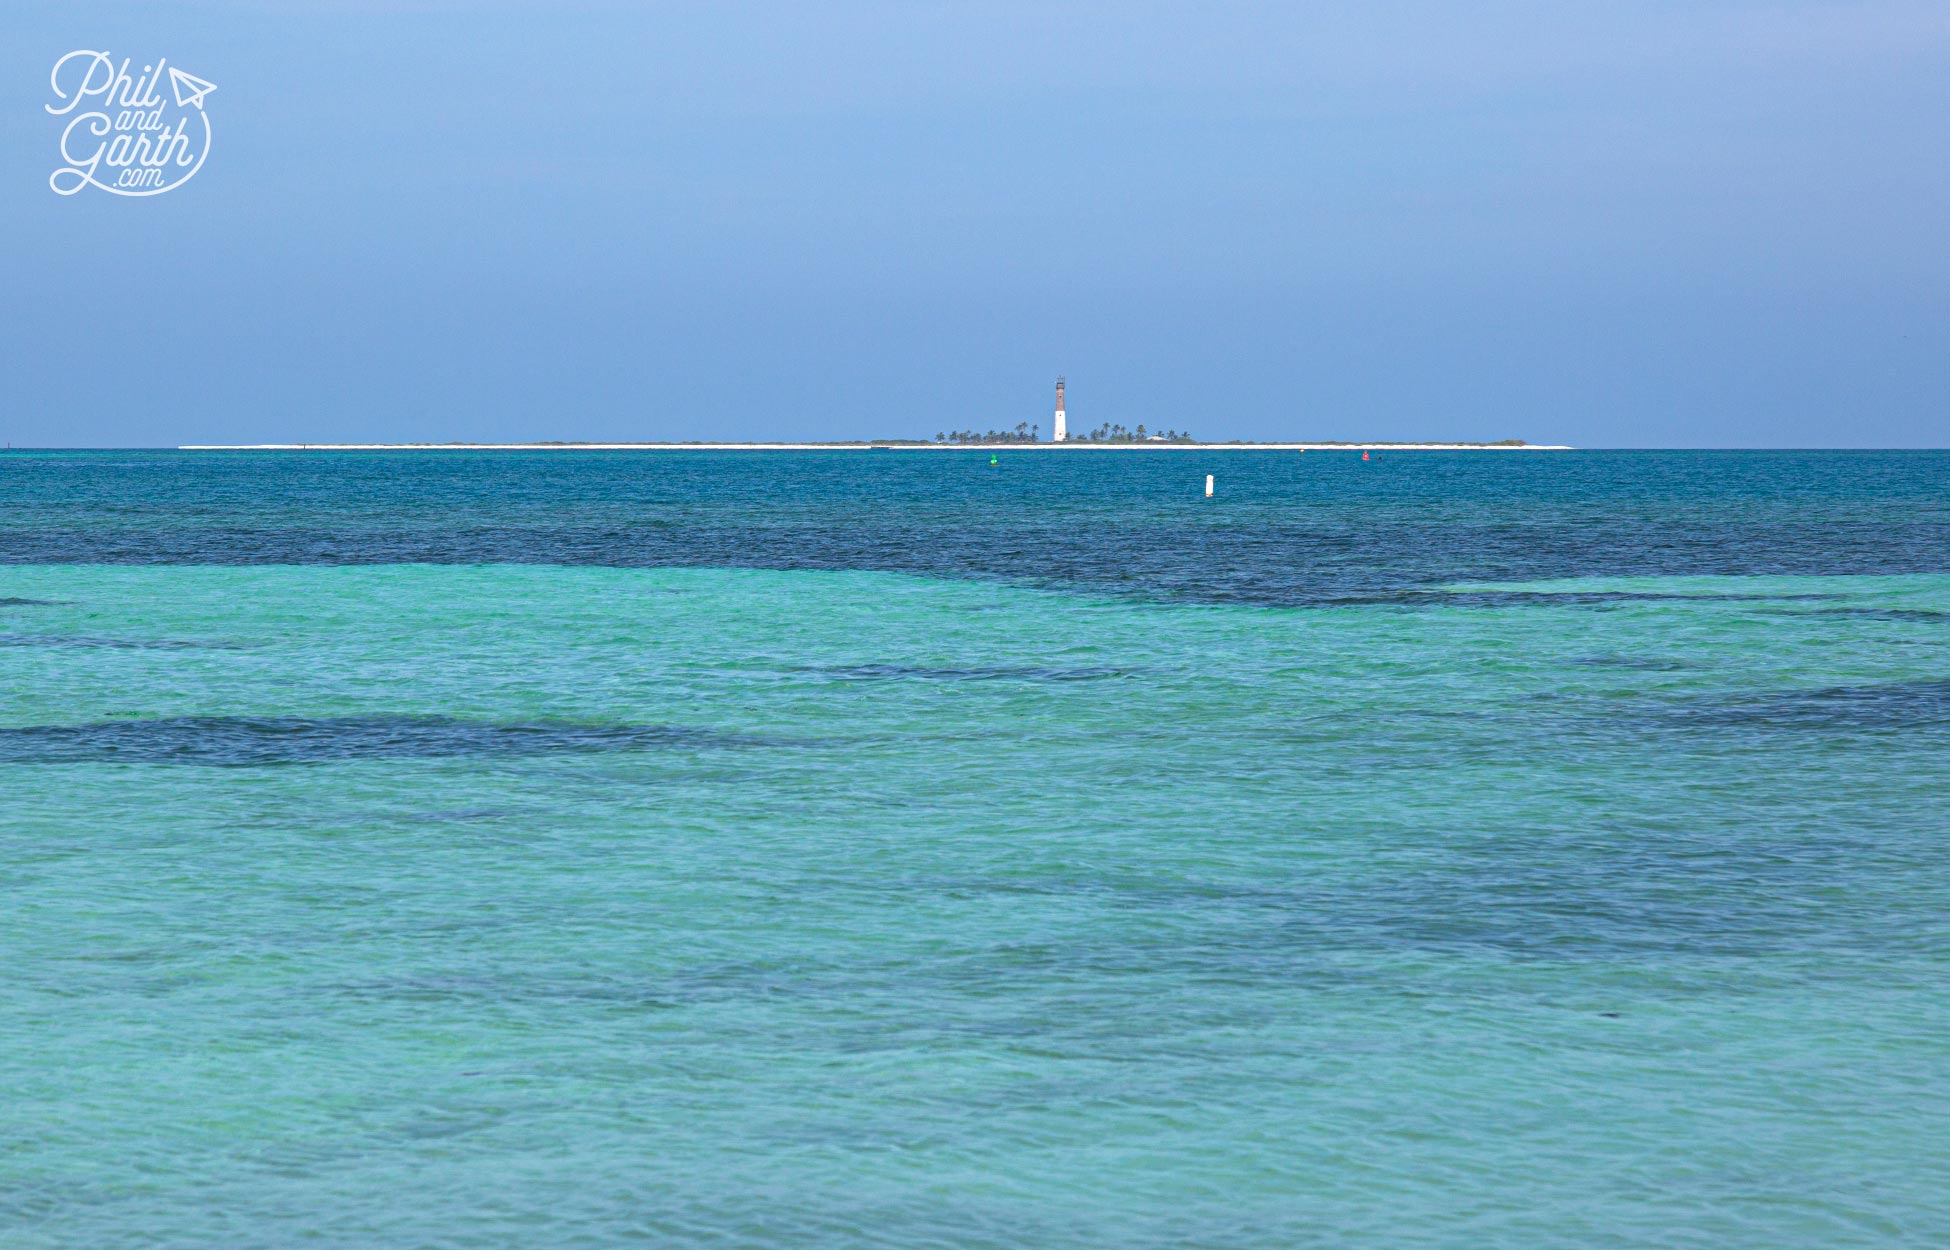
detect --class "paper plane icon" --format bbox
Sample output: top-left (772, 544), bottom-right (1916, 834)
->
top-left (168, 67), bottom-right (217, 110)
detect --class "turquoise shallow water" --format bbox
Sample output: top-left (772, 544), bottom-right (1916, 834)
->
top-left (3, 452), bottom-right (1950, 1247)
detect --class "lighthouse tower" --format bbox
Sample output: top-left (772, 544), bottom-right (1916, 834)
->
top-left (1052, 376), bottom-right (1067, 442)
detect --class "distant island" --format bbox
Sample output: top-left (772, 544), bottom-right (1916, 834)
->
top-left (182, 377), bottom-right (1570, 450)
top-left (181, 439), bottom-right (1566, 451)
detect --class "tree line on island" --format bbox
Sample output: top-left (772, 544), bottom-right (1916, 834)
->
top-left (937, 423), bottom-right (1040, 443)
top-left (934, 423), bottom-right (1196, 444)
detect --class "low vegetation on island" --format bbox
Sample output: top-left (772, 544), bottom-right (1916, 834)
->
top-left (936, 424), bottom-right (1040, 443)
top-left (934, 423), bottom-right (1195, 444)
top-left (1070, 423), bottom-right (1194, 443)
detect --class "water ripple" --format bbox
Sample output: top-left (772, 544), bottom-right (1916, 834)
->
top-left (1679, 679), bottom-right (1950, 732)
top-left (0, 633), bottom-right (251, 651)
top-left (807, 663), bottom-right (1132, 682)
top-left (0, 714), bottom-right (765, 766)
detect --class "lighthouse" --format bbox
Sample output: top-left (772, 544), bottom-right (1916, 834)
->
top-left (1052, 376), bottom-right (1067, 442)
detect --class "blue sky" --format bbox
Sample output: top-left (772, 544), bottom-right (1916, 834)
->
top-left (5, 1), bottom-right (1947, 446)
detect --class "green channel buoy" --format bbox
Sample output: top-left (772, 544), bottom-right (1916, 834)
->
top-left (989, 455), bottom-right (998, 466)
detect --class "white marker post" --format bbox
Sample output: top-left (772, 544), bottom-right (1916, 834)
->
top-left (1205, 474), bottom-right (1214, 498)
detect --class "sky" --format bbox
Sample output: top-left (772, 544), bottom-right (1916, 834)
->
top-left (3, 1), bottom-right (1947, 447)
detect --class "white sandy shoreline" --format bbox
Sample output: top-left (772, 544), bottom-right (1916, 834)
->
top-left (179, 442), bottom-right (1573, 452)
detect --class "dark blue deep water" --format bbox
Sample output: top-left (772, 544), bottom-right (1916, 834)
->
top-left (4, 449), bottom-right (1947, 600)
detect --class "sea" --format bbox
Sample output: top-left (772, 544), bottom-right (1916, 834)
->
top-left (2, 448), bottom-right (1947, 1249)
